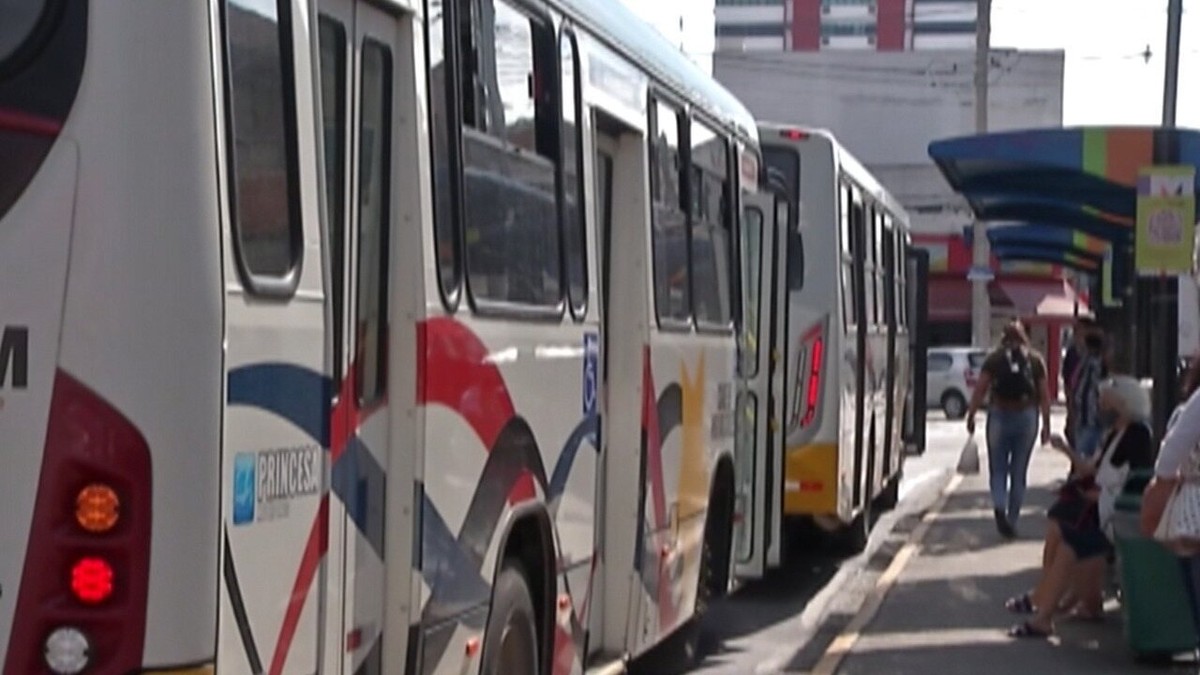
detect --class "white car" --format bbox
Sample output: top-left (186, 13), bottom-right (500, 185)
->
top-left (927, 347), bottom-right (989, 419)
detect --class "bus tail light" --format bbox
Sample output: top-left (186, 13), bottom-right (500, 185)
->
top-left (779, 128), bottom-right (810, 141)
top-left (791, 323), bottom-right (826, 430)
top-left (3, 371), bottom-right (152, 675)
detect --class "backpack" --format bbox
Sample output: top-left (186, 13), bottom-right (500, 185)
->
top-left (991, 347), bottom-right (1036, 401)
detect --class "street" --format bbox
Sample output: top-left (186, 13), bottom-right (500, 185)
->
top-left (625, 412), bottom-right (971, 675)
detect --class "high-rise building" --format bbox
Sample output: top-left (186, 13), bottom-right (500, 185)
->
top-left (716, 0), bottom-right (978, 52)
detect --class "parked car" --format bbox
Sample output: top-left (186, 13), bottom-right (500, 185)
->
top-left (927, 346), bottom-right (989, 419)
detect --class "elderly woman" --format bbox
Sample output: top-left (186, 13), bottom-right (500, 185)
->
top-left (1006, 375), bottom-right (1154, 638)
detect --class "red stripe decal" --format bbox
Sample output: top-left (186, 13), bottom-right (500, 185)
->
top-left (0, 107), bottom-right (62, 137)
top-left (268, 495), bottom-right (329, 675)
top-left (418, 317), bottom-right (516, 451)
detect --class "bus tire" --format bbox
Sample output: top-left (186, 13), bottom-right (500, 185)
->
top-left (481, 562), bottom-right (540, 675)
top-left (876, 469), bottom-right (902, 511)
top-left (837, 504), bottom-right (871, 554)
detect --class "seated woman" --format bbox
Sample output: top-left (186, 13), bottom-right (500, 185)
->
top-left (1006, 375), bottom-right (1154, 637)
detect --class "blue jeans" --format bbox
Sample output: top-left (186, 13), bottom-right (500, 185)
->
top-left (986, 407), bottom-right (1039, 525)
top-left (1179, 555), bottom-right (1200, 647)
top-left (1074, 422), bottom-right (1104, 459)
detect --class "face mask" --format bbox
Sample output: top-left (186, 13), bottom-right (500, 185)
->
top-left (1098, 409), bottom-right (1119, 427)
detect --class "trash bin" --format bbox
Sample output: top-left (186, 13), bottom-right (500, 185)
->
top-left (1111, 470), bottom-right (1198, 661)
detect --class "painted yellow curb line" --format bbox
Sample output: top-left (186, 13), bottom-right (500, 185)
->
top-left (810, 473), bottom-right (965, 675)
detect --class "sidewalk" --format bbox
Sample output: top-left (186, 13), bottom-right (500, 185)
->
top-left (827, 431), bottom-right (1198, 675)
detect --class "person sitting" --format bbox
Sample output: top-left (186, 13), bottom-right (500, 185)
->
top-left (1004, 375), bottom-right (1154, 637)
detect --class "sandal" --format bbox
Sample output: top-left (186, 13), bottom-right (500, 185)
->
top-left (1004, 593), bottom-right (1035, 614)
top-left (1008, 621), bottom-right (1052, 639)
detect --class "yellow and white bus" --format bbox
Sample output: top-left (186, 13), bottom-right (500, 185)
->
top-left (738, 125), bottom-right (917, 561)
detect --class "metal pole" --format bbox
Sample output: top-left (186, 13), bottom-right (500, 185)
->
top-left (1151, 0), bottom-right (1184, 439)
top-left (971, 0), bottom-right (992, 347)
top-left (1163, 0), bottom-right (1183, 127)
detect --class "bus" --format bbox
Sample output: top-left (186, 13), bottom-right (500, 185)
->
top-left (0, 1), bottom-right (761, 674)
top-left (735, 125), bottom-right (919, 567)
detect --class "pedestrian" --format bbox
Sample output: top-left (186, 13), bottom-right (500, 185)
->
top-left (1005, 375), bottom-right (1153, 638)
top-left (966, 320), bottom-right (1052, 538)
top-left (1070, 332), bottom-right (1108, 459)
top-left (1062, 317), bottom-right (1098, 446)
top-left (1145, 354), bottom-right (1200, 643)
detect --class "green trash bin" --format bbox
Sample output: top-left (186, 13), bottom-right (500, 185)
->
top-left (1111, 470), bottom-right (1198, 661)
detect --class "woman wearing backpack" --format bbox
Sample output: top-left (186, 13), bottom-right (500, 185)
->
top-left (966, 321), bottom-right (1052, 538)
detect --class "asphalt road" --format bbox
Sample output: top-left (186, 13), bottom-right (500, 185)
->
top-left (629, 412), bottom-right (975, 675)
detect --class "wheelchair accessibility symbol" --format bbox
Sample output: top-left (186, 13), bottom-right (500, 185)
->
top-left (583, 333), bottom-right (598, 415)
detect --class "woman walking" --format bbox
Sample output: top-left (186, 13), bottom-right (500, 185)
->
top-left (966, 321), bottom-right (1052, 538)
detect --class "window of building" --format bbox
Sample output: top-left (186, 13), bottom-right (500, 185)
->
top-left (355, 40), bottom-right (393, 404)
top-left (461, 0), bottom-right (562, 308)
top-left (715, 23), bottom-right (786, 38)
top-left (223, 0), bottom-right (302, 291)
top-left (691, 120), bottom-right (733, 328)
top-left (820, 20), bottom-right (876, 37)
top-left (561, 31), bottom-right (587, 319)
top-left (651, 99), bottom-right (689, 324)
top-left (912, 21), bottom-right (978, 35)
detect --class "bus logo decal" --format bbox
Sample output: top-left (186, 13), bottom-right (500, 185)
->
top-left (0, 325), bottom-right (28, 390)
top-left (232, 452), bottom-right (256, 525)
top-left (583, 333), bottom-right (598, 415)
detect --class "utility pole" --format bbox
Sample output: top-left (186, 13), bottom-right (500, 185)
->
top-left (1150, 0), bottom-right (1184, 440)
top-left (971, 0), bottom-right (992, 347)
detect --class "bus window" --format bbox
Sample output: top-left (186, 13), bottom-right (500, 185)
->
top-left (355, 40), bottom-right (393, 405)
top-left (651, 99), bottom-right (689, 324)
top-left (740, 205), bottom-right (764, 376)
top-left (0, 0), bottom-right (43, 64)
top-left (691, 120), bottom-right (732, 328)
top-left (318, 16), bottom-right (348, 383)
top-left (461, 0), bottom-right (562, 308)
top-left (223, 0), bottom-right (302, 288)
top-left (840, 182), bottom-right (853, 255)
top-left (560, 31), bottom-right (587, 319)
top-left (427, 0), bottom-right (462, 305)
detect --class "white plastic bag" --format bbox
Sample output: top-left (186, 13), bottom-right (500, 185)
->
top-left (957, 435), bottom-right (980, 475)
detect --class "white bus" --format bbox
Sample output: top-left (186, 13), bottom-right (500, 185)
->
top-left (736, 125), bottom-right (915, 562)
top-left (0, 1), bottom-right (760, 674)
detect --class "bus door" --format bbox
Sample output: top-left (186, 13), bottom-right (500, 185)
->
top-left (318, 2), bottom-right (408, 672)
top-left (734, 189), bottom-right (788, 579)
top-left (904, 247), bottom-right (930, 454)
top-left (217, 0), bottom-right (327, 672)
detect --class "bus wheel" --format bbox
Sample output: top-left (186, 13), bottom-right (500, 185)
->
top-left (837, 504), bottom-right (871, 554)
top-left (481, 562), bottom-right (540, 675)
top-left (876, 468), bottom-right (902, 511)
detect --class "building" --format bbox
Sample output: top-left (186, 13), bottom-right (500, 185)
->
top-left (716, 48), bottom-right (1075, 381)
top-left (716, 0), bottom-right (977, 53)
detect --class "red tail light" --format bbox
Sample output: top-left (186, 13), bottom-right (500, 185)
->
top-left (791, 323), bottom-right (826, 429)
top-left (3, 371), bottom-right (152, 675)
top-left (801, 336), bottom-right (825, 427)
top-left (779, 128), bottom-right (810, 141)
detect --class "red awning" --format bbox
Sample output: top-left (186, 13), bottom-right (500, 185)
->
top-left (927, 277), bottom-right (1011, 321)
top-left (997, 279), bottom-right (1087, 319)
top-left (927, 278), bottom-right (971, 321)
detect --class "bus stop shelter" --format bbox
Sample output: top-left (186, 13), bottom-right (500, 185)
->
top-left (929, 126), bottom-right (1200, 437)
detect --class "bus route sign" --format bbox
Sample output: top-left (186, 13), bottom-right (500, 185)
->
top-left (1136, 165), bottom-right (1195, 275)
